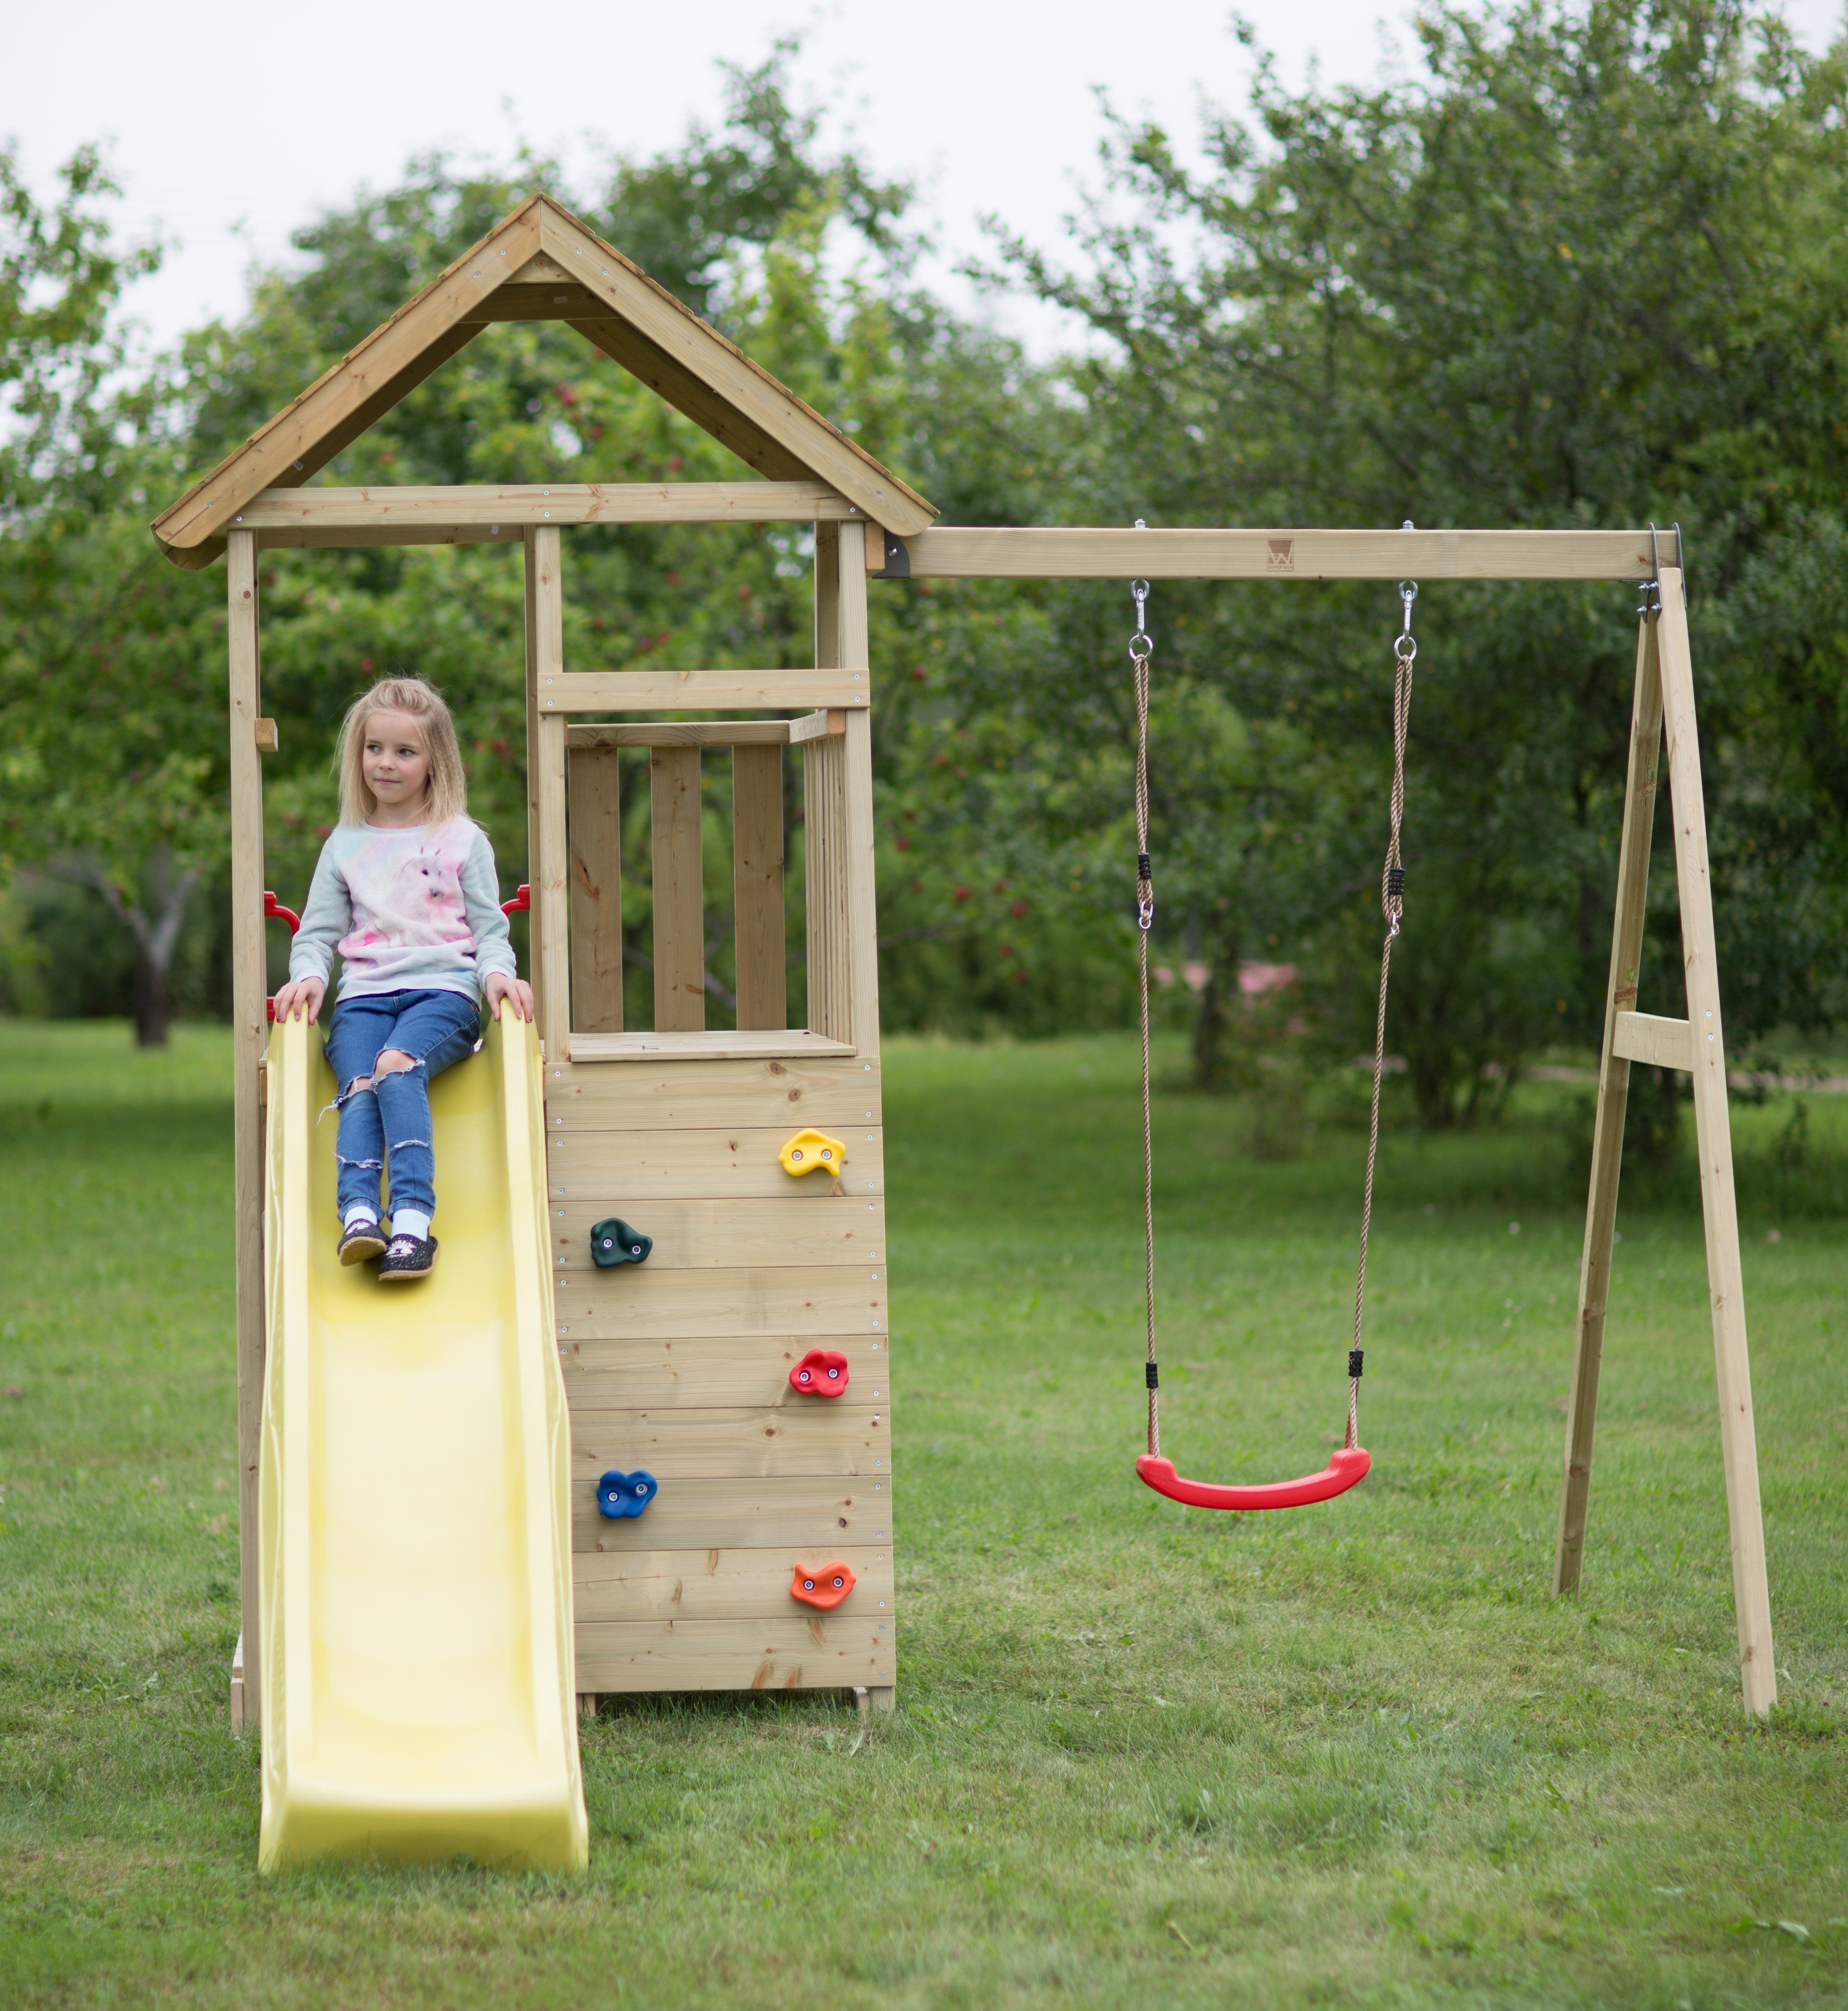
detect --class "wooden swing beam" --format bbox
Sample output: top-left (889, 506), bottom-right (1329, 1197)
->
top-left (218, 490), bottom-right (1674, 581)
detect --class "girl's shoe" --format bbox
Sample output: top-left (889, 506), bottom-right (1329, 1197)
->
top-left (378, 1233), bottom-right (439, 1282)
top-left (338, 1219), bottom-right (388, 1265)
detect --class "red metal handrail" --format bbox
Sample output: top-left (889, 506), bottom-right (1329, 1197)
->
top-left (264, 890), bottom-right (301, 1023)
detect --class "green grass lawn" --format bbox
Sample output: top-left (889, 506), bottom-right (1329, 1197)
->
top-left (2, 1019), bottom-right (1845, 2009)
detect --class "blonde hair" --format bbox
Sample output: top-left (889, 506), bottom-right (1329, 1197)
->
top-left (336, 676), bottom-right (469, 827)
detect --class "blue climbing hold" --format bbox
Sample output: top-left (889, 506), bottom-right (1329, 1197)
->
top-left (590, 1216), bottom-right (652, 1268)
top-left (596, 1469), bottom-right (657, 1518)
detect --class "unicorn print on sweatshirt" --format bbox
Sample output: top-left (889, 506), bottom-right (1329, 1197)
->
top-left (291, 820), bottom-right (518, 1001)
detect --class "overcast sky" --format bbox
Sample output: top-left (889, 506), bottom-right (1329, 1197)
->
top-left (7, 0), bottom-right (1845, 360)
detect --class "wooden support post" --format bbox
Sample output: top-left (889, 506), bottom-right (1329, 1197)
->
top-left (804, 525), bottom-right (852, 1044)
top-left (1554, 615), bottom-right (1663, 1595)
top-left (837, 523), bottom-right (881, 1057)
top-left (227, 529), bottom-right (266, 1731)
top-left (650, 746), bottom-right (705, 1031)
top-left (1657, 567), bottom-right (1776, 1716)
top-left (525, 527), bottom-right (570, 1062)
top-left (814, 521), bottom-right (841, 672)
top-left (732, 744), bottom-right (787, 1030)
top-left (567, 747), bottom-right (623, 1033)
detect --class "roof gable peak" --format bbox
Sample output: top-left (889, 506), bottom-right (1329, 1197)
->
top-left (152, 195), bottom-right (933, 568)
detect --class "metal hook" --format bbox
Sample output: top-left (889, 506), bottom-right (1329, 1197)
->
top-left (1129, 576), bottom-right (1152, 660)
top-left (1395, 578), bottom-right (1419, 661)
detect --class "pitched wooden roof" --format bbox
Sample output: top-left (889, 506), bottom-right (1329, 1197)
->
top-left (151, 195), bottom-right (936, 568)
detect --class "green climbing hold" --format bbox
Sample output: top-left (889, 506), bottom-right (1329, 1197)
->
top-left (590, 1217), bottom-right (652, 1268)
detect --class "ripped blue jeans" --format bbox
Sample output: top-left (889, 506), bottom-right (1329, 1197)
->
top-left (323, 988), bottom-right (482, 1225)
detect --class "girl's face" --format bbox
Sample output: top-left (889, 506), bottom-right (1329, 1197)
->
top-left (361, 710), bottom-right (431, 822)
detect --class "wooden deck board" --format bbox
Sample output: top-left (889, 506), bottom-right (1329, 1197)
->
top-left (572, 1404), bottom-right (890, 1481)
top-left (572, 1474), bottom-right (893, 1550)
top-left (550, 1196), bottom-right (886, 1272)
top-left (562, 1334), bottom-right (891, 1410)
top-left (575, 1545), bottom-right (893, 1623)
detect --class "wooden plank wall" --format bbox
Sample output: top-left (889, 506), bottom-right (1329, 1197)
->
top-left (549, 1052), bottom-right (893, 1693)
top-left (650, 747), bottom-right (705, 1031)
top-left (567, 747), bottom-right (624, 1033)
top-left (549, 522), bottom-right (892, 1698)
top-left (732, 745), bottom-right (787, 1030)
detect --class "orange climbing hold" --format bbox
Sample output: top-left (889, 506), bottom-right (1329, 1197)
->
top-left (790, 1562), bottom-right (856, 1609)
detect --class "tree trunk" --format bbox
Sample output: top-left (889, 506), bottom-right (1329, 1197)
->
top-left (62, 849), bottom-right (200, 1049)
top-left (1191, 913), bottom-right (1249, 1093)
top-left (130, 931), bottom-right (176, 1047)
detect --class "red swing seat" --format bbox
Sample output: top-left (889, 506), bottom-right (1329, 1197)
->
top-left (1119, 573), bottom-right (1411, 1524)
top-left (1136, 1444), bottom-right (1370, 1512)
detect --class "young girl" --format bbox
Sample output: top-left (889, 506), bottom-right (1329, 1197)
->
top-left (269, 677), bottom-right (534, 1281)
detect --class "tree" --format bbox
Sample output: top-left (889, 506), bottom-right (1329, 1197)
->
top-left (996, 0), bottom-right (1848, 1117)
top-left (0, 148), bottom-right (198, 1043)
top-left (4, 45), bottom-right (1077, 1041)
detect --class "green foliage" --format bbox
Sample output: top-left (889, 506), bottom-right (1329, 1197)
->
top-left (0, 47), bottom-right (1084, 1041)
top-left (0, 143), bottom-right (157, 513)
top-left (148, 46), bottom-right (1094, 1039)
top-left (998, 0), bottom-right (1848, 1113)
top-left (8, 10), bottom-right (1848, 1082)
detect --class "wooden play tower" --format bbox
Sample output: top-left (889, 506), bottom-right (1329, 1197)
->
top-left (152, 196), bottom-right (1777, 1725)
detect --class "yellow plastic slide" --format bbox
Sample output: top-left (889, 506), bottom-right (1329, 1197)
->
top-left (257, 1009), bottom-right (588, 1872)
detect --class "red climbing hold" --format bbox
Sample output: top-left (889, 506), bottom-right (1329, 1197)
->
top-left (789, 1348), bottom-right (849, 1398)
top-left (790, 1562), bottom-right (856, 1609)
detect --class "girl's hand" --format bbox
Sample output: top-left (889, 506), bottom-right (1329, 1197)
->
top-left (486, 973), bottom-right (536, 1023)
top-left (271, 976), bottom-right (325, 1024)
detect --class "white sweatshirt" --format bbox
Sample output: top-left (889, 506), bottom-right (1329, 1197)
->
top-left (287, 819), bottom-right (519, 1001)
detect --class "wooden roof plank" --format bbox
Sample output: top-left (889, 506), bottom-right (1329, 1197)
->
top-left (159, 321), bottom-right (486, 571)
top-left (565, 316), bottom-right (814, 482)
top-left (537, 206), bottom-right (935, 535)
top-left (152, 205), bottom-right (545, 559)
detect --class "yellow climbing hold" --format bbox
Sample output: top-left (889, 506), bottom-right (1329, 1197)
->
top-left (780, 1128), bottom-right (847, 1177)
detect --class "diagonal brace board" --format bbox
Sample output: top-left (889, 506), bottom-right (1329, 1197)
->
top-left (1554, 614), bottom-right (1663, 1600)
top-left (1552, 570), bottom-right (1775, 1716)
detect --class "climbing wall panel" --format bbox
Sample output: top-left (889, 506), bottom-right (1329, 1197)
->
top-left (545, 1054), bottom-right (894, 1695)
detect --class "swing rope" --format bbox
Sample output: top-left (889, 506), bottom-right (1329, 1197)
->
top-left (1129, 567), bottom-right (1417, 1510)
top-left (1349, 580), bottom-right (1418, 1450)
top-left (1129, 581), bottom-right (1160, 1460)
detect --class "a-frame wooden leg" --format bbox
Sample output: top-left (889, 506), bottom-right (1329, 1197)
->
top-left (1554, 614), bottom-right (1663, 1595)
top-left (1656, 566), bottom-right (1776, 1715)
top-left (1555, 574), bottom-right (1776, 1715)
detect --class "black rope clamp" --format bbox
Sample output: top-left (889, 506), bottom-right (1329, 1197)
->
top-left (1349, 1348), bottom-right (1364, 1379)
top-left (1137, 852), bottom-right (1152, 883)
top-left (1145, 1362), bottom-right (1159, 1390)
top-left (1387, 866), bottom-right (1404, 900)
